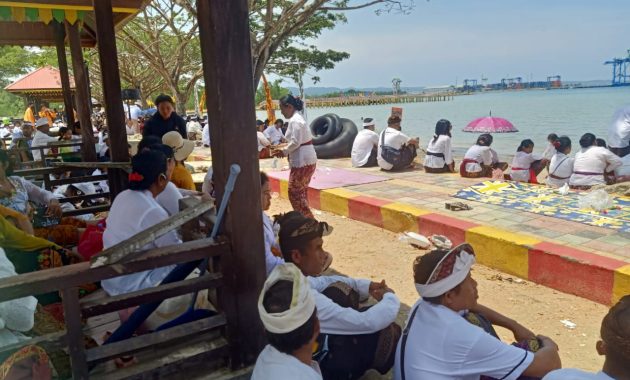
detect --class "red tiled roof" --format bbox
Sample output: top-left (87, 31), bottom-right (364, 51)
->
top-left (4, 66), bottom-right (75, 92)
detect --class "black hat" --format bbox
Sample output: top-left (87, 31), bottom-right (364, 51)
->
top-left (155, 94), bottom-right (174, 106)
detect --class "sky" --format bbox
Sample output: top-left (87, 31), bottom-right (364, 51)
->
top-left (290, 0), bottom-right (630, 88)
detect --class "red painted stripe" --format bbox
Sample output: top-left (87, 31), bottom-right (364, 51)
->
top-left (348, 196), bottom-right (392, 228)
top-left (268, 177), bottom-right (281, 193)
top-left (308, 188), bottom-right (321, 211)
top-left (417, 213), bottom-right (479, 246)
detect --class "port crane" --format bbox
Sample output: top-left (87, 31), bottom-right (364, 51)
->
top-left (605, 49), bottom-right (630, 86)
top-left (546, 75), bottom-right (562, 88)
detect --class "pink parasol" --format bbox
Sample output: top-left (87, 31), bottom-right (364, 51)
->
top-left (463, 115), bottom-right (518, 133)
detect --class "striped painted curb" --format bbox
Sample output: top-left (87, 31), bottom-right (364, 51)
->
top-left (268, 176), bottom-right (630, 305)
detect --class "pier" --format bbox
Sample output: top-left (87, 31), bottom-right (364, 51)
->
top-left (257, 92), bottom-right (455, 110)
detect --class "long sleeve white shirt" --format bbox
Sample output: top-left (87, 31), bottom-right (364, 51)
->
top-left (263, 212), bottom-right (284, 276)
top-left (31, 130), bottom-right (57, 161)
top-left (424, 135), bottom-right (454, 168)
top-left (570, 146), bottom-right (623, 186)
top-left (283, 113), bottom-right (317, 168)
top-left (257, 131), bottom-right (271, 152)
top-left (608, 104), bottom-right (630, 149)
top-left (263, 126), bottom-right (285, 145)
top-left (308, 275), bottom-right (400, 335)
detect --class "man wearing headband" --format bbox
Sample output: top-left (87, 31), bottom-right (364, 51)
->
top-left (351, 117), bottom-right (379, 167)
top-left (544, 295), bottom-right (630, 380)
top-left (395, 244), bottom-right (561, 380)
top-left (253, 263), bottom-right (322, 379)
top-left (276, 211), bottom-right (401, 379)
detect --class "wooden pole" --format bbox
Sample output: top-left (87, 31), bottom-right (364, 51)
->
top-left (52, 21), bottom-right (75, 127)
top-left (92, 0), bottom-right (128, 198)
top-left (196, 0), bottom-right (266, 368)
top-left (66, 21), bottom-right (97, 163)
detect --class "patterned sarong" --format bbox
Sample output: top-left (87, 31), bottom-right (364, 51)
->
top-left (288, 164), bottom-right (316, 218)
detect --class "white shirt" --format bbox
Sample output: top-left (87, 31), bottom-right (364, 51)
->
top-left (394, 300), bottom-right (533, 380)
top-left (607, 104), bottom-right (630, 148)
top-left (92, 169), bottom-right (110, 194)
top-left (187, 121), bottom-right (202, 134)
top-left (463, 145), bottom-right (494, 173)
top-left (351, 129), bottom-right (379, 167)
top-left (102, 190), bottom-right (181, 296)
top-left (542, 142), bottom-right (557, 160)
top-left (31, 130), bottom-right (58, 161)
top-left (546, 152), bottom-right (574, 188)
top-left (156, 182), bottom-right (184, 216)
top-left (424, 135), bottom-right (454, 168)
top-left (510, 151), bottom-right (543, 182)
top-left (544, 369), bottom-right (614, 380)
top-left (252, 344), bottom-right (322, 380)
top-left (615, 153), bottom-right (630, 180)
top-left (263, 212), bottom-right (284, 276)
top-left (570, 146), bottom-right (623, 186)
top-left (257, 131), bottom-right (271, 152)
top-left (283, 113), bottom-right (317, 168)
top-left (264, 126), bottom-right (285, 145)
top-left (308, 275), bottom-right (400, 335)
top-left (377, 127), bottom-right (412, 171)
top-left (128, 105), bottom-right (142, 120)
top-left (202, 124), bottom-right (210, 146)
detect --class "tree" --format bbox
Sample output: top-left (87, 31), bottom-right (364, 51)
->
top-left (255, 79), bottom-right (290, 105)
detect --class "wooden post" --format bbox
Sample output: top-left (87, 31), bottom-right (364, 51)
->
top-left (196, 0), bottom-right (266, 368)
top-left (61, 287), bottom-right (88, 379)
top-left (52, 21), bottom-right (74, 127)
top-left (92, 0), bottom-right (128, 198)
top-left (66, 21), bottom-right (97, 163)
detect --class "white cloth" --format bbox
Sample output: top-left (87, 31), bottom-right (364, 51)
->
top-left (570, 146), bottom-right (623, 187)
top-left (510, 151), bottom-right (543, 182)
top-left (394, 300), bottom-right (533, 380)
top-left (92, 169), bottom-right (110, 194)
top-left (614, 153), bottom-right (630, 181)
top-left (544, 369), bottom-right (614, 380)
top-left (156, 181), bottom-right (184, 216)
top-left (546, 152), bottom-right (574, 188)
top-left (415, 251), bottom-right (475, 298)
top-left (607, 104), bottom-right (630, 148)
top-left (283, 113), bottom-right (317, 168)
top-left (351, 129), bottom-right (379, 167)
top-left (202, 124), bottom-right (210, 146)
top-left (0, 127), bottom-right (10, 139)
top-left (31, 130), bottom-right (57, 161)
top-left (542, 142), bottom-right (557, 160)
top-left (463, 145), bottom-right (493, 173)
top-left (264, 126), bottom-right (285, 145)
top-left (202, 168), bottom-right (214, 196)
top-left (252, 344), bottom-right (323, 380)
top-left (257, 131), bottom-right (271, 152)
top-left (308, 275), bottom-right (400, 335)
top-left (0, 248), bottom-right (38, 347)
top-left (263, 212), bottom-right (284, 276)
top-left (424, 135), bottom-right (454, 168)
top-left (102, 189), bottom-right (181, 296)
top-left (377, 127), bottom-right (412, 171)
top-left (187, 121), bottom-right (202, 135)
top-left (6, 175), bottom-right (56, 214)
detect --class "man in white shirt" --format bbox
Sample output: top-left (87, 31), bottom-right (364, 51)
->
top-left (544, 295), bottom-right (629, 380)
top-left (264, 118), bottom-right (286, 145)
top-left (252, 263), bottom-right (323, 380)
top-left (607, 104), bottom-right (630, 158)
top-left (395, 243), bottom-right (561, 380)
top-left (351, 118), bottom-right (379, 167)
top-left (377, 115), bottom-right (420, 171)
top-left (276, 211), bottom-right (401, 379)
top-left (31, 118), bottom-right (58, 161)
top-left (257, 120), bottom-right (272, 158)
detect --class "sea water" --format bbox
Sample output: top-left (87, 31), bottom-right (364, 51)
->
top-left (258, 86), bottom-right (630, 156)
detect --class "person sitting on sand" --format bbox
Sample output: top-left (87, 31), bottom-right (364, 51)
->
top-left (546, 136), bottom-right (574, 188)
top-left (460, 134), bottom-right (508, 178)
top-left (395, 244), bottom-right (562, 380)
top-left (264, 119), bottom-right (286, 146)
top-left (276, 211), bottom-right (401, 379)
top-left (543, 295), bottom-right (630, 380)
top-left (424, 119), bottom-right (455, 173)
top-left (351, 117), bottom-right (379, 168)
top-left (377, 115), bottom-right (420, 171)
top-left (569, 133), bottom-right (622, 190)
top-left (252, 263), bottom-right (322, 379)
top-left (509, 139), bottom-right (548, 183)
top-left (162, 131), bottom-right (196, 191)
top-left (257, 120), bottom-right (272, 159)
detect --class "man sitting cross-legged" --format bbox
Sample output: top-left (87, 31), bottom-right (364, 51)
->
top-left (252, 263), bottom-right (323, 379)
top-left (395, 243), bottom-right (562, 380)
top-left (275, 211), bottom-right (402, 379)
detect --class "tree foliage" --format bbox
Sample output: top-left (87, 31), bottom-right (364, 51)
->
top-left (255, 79), bottom-right (290, 105)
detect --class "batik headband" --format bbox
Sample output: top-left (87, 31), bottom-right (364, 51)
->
top-left (415, 243), bottom-right (476, 298)
top-left (363, 120), bottom-right (375, 128)
top-left (258, 263), bottom-right (316, 334)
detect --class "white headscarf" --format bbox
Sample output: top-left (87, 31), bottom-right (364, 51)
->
top-left (415, 244), bottom-right (476, 298)
top-left (258, 263), bottom-right (316, 334)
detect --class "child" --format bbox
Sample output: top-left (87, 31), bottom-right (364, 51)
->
top-left (546, 136), bottom-right (574, 188)
top-left (58, 127), bottom-right (74, 155)
top-left (510, 139), bottom-right (548, 183)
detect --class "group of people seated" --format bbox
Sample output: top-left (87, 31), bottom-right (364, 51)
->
top-left (256, 118), bottom-right (288, 159)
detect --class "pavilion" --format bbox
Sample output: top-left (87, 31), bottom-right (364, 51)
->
top-left (4, 65), bottom-right (76, 114)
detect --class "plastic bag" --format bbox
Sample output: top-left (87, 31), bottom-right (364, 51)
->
top-left (557, 183), bottom-right (570, 196)
top-left (77, 219), bottom-right (106, 260)
top-left (578, 189), bottom-right (614, 212)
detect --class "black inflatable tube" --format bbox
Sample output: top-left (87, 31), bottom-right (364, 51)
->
top-left (314, 118), bottom-right (358, 159)
top-left (310, 114), bottom-right (340, 145)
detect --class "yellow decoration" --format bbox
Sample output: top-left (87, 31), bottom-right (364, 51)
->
top-left (0, 2), bottom-right (137, 13)
top-left (472, 181), bottom-right (511, 195)
top-left (12, 5), bottom-right (23, 22)
top-left (65, 8), bottom-right (77, 24)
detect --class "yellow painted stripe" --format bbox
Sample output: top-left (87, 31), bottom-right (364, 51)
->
top-left (613, 265), bottom-right (630, 304)
top-left (319, 188), bottom-right (361, 217)
top-left (0, 2), bottom-right (138, 13)
top-left (466, 226), bottom-right (540, 280)
top-left (381, 202), bottom-right (431, 233)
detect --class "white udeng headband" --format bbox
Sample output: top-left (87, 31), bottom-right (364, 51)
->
top-left (363, 121), bottom-right (375, 127)
top-left (258, 263), bottom-right (316, 334)
top-left (415, 251), bottom-right (475, 298)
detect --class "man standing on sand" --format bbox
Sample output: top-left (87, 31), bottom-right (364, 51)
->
top-left (608, 104), bottom-right (630, 158)
top-left (23, 104), bottom-right (35, 124)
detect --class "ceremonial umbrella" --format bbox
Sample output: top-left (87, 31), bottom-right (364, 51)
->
top-left (463, 113), bottom-right (518, 133)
